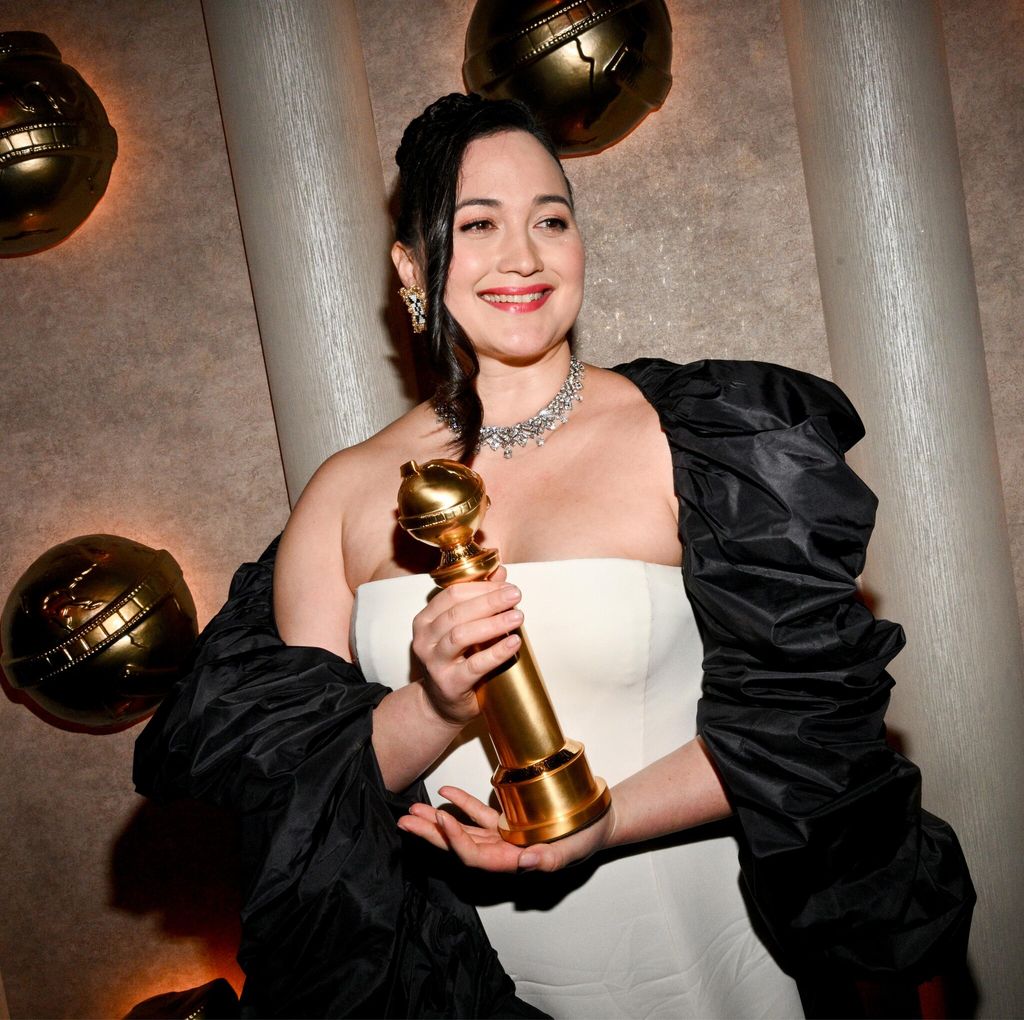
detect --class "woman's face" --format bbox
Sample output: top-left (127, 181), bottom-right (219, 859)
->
top-left (444, 130), bottom-right (584, 367)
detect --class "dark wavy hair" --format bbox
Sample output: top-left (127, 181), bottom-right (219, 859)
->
top-left (394, 92), bottom-right (572, 460)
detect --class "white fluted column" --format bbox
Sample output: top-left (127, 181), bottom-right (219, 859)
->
top-left (202, 0), bottom-right (409, 504)
top-left (783, 2), bottom-right (1024, 1014)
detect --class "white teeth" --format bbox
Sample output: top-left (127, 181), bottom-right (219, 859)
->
top-left (481, 291), bottom-right (549, 304)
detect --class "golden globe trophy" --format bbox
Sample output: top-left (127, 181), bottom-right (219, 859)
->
top-left (397, 459), bottom-right (611, 846)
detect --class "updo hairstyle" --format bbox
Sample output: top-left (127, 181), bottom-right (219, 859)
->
top-left (394, 93), bottom-right (572, 460)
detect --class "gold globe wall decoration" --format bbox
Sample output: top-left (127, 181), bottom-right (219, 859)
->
top-left (0, 32), bottom-right (118, 257)
top-left (463, 0), bottom-right (673, 157)
top-left (1, 535), bottom-right (197, 733)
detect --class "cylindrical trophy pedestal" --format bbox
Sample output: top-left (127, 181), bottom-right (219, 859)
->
top-left (476, 629), bottom-right (609, 845)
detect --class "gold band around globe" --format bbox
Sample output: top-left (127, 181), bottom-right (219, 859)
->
top-left (0, 535), bottom-right (198, 730)
top-left (3, 550), bottom-right (186, 687)
top-left (397, 459), bottom-right (611, 846)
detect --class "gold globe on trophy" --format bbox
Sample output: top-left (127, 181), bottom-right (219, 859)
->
top-left (397, 459), bottom-right (611, 846)
top-left (463, 0), bottom-right (673, 156)
top-left (1, 535), bottom-right (197, 732)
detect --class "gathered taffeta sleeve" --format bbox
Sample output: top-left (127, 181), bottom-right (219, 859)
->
top-left (133, 538), bottom-right (544, 1020)
top-left (615, 358), bottom-right (974, 980)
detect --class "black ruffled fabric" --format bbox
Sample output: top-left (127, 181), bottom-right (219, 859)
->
top-left (135, 357), bottom-right (974, 1017)
top-left (133, 542), bottom-right (546, 1019)
top-left (615, 358), bottom-right (975, 980)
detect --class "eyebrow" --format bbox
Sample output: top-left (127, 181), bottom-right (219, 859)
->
top-left (454, 194), bottom-right (573, 212)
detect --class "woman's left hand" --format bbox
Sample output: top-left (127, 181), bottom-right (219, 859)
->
top-left (398, 785), bottom-right (616, 873)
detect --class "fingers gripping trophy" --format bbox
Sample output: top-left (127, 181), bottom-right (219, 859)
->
top-left (397, 459), bottom-right (611, 846)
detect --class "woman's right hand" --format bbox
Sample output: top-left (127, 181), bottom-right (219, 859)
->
top-left (411, 567), bottom-right (523, 728)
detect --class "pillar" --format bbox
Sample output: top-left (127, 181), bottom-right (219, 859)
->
top-left (782, 2), bottom-right (1024, 1014)
top-left (202, 0), bottom-right (410, 504)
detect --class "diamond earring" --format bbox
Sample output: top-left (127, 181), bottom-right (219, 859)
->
top-left (399, 285), bottom-right (427, 333)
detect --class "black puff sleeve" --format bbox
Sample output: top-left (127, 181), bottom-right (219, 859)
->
top-left (615, 358), bottom-right (974, 980)
top-left (133, 538), bottom-right (544, 1019)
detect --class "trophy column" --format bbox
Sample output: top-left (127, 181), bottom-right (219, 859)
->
top-left (397, 459), bottom-right (611, 846)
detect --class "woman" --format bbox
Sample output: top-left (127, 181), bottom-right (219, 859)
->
top-left (135, 94), bottom-right (973, 1019)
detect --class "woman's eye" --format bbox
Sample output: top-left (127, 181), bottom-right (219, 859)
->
top-left (459, 219), bottom-right (494, 233)
top-left (537, 216), bottom-right (569, 231)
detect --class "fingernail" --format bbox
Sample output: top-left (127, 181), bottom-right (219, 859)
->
top-left (501, 584), bottom-right (520, 601)
top-left (504, 634), bottom-right (520, 649)
top-left (518, 851), bottom-right (539, 870)
top-left (507, 609), bottom-right (524, 624)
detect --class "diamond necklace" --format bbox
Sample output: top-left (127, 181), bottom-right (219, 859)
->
top-left (434, 355), bottom-right (585, 458)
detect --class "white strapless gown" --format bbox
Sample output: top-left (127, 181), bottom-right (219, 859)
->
top-left (352, 560), bottom-right (802, 1019)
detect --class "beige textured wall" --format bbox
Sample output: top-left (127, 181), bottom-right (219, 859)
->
top-left (0, 0), bottom-right (287, 1016)
top-left (0, 0), bottom-right (1019, 1017)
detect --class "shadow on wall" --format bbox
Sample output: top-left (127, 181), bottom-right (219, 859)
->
top-left (109, 798), bottom-right (243, 982)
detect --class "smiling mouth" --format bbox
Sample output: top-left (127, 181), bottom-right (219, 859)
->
top-left (479, 287), bottom-right (553, 311)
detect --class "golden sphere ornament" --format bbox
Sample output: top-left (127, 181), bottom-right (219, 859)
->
top-left (1, 535), bottom-right (197, 732)
top-left (397, 458), bottom-right (501, 586)
top-left (0, 32), bottom-right (118, 256)
top-left (463, 0), bottom-right (673, 156)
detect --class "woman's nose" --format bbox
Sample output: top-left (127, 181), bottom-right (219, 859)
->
top-left (497, 227), bottom-right (543, 275)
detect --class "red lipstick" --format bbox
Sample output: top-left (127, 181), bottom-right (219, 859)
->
top-left (478, 284), bottom-right (553, 313)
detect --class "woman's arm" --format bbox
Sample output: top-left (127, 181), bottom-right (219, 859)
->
top-left (273, 458), bottom-right (354, 657)
top-left (370, 574), bottom-right (526, 790)
top-left (398, 736), bottom-right (731, 872)
top-left (273, 456), bottom-right (530, 793)
top-left (612, 357), bottom-right (975, 979)
top-left (603, 736), bottom-right (731, 847)
top-left (134, 537), bottom-right (527, 1018)
top-left (274, 460), bottom-right (449, 789)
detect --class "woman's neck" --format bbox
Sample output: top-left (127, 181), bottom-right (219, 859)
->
top-left (474, 343), bottom-right (574, 426)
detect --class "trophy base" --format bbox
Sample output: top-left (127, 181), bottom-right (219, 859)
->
top-left (493, 740), bottom-right (612, 846)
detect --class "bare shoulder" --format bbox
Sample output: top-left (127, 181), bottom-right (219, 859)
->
top-left (579, 364), bottom-right (677, 517)
top-left (289, 402), bottom-right (442, 518)
top-left (583, 364), bottom-right (668, 448)
top-left (273, 402), bottom-right (440, 654)
top-left (584, 363), bottom-right (658, 407)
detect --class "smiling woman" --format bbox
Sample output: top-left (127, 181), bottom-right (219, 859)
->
top-left (431, 133), bottom-right (585, 372)
top-left (134, 92), bottom-right (975, 1019)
